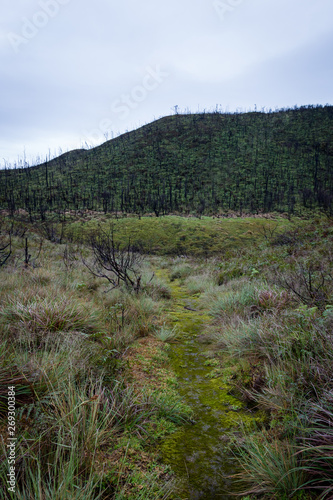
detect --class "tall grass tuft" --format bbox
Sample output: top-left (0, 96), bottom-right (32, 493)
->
top-left (0, 376), bottom-right (115, 499)
top-left (1, 293), bottom-right (104, 339)
top-left (233, 435), bottom-right (306, 498)
top-left (154, 324), bottom-right (180, 342)
top-left (293, 398), bottom-right (333, 499)
top-left (170, 263), bottom-right (193, 281)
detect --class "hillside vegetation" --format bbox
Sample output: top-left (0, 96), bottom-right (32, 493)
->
top-left (1, 101), bottom-right (333, 498)
top-left (1, 214), bottom-right (333, 499)
top-left (1, 105), bottom-right (332, 217)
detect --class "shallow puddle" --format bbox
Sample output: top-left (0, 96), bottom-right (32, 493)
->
top-left (157, 270), bottom-right (255, 499)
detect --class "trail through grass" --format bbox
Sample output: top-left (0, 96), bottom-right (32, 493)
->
top-left (157, 270), bottom-right (260, 499)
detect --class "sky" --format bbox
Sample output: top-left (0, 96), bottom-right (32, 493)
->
top-left (0, 0), bottom-right (333, 167)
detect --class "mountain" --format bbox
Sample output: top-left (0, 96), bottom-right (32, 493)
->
top-left (1, 105), bottom-right (332, 217)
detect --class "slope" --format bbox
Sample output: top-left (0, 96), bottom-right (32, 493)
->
top-left (0, 105), bottom-right (332, 216)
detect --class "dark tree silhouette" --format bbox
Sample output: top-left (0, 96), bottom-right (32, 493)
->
top-left (83, 226), bottom-right (144, 293)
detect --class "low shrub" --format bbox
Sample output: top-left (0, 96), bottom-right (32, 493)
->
top-left (217, 266), bottom-right (244, 285)
top-left (207, 281), bottom-right (259, 319)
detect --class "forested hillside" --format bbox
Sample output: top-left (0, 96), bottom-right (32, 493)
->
top-left (1, 105), bottom-right (332, 217)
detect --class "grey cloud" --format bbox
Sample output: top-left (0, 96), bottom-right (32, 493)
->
top-left (0, 0), bottom-right (332, 165)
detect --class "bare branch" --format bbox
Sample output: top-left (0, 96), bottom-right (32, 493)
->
top-left (82, 225), bottom-right (144, 293)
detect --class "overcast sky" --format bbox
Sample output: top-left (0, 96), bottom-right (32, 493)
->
top-left (1, 0), bottom-right (332, 166)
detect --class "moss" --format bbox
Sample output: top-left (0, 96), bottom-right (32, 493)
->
top-left (156, 268), bottom-right (260, 498)
top-left (203, 358), bottom-right (220, 367)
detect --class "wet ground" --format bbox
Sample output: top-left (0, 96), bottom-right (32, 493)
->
top-left (158, 271), bottom-right (254, 499)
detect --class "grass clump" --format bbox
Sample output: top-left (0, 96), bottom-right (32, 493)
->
top-left (170, 263), bottom-right (193, 281)
top-left (2, 295), bottom-right (103, 336)
top-left (182, 217), bottom-right (333, 498)
top-left (143, 275), bottom-right (172, 300)
top-left (154, 324), bottom-right (180, 343)
top-left (0, 231), bottom-right (188, 499)
top-left (186, 272), bottom-right (216, 294)
top-left (233, 435), bottom-right (306, 498)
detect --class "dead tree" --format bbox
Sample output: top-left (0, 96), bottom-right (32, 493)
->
top-left (23, 236), bottom-right (43, 268)
top-left (83, 226), bottom-right (144, 293)
top-left (0, 234), bottom-right (12, 267)
top-left (0, 221), bottom-right (13, 267)
top-left (63, 243), bottom-right (79, 271)
top-left (274, 260), bottom-right (333, 310)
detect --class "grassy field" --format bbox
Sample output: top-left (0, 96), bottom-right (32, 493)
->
top-left (0, 228), bottom-right (193, 499)
top-left (1, 213), bottom-right (333, 499)
top-left (165, 216), bottom-right (333, 499)
top-left (64, 213), bottom-right (294, 256)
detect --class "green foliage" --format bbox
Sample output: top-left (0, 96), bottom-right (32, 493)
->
top-left (142, 274), bottom-right (172, 299)
top-left (146, 390), bottom-right (193, 425)
top-left (217, 265), bottom-right (244, 285)
top-left (233, 436), bottom-right (306, 498)
top-left (206, 281), bottom-right (260, 318)
top-left (67, 215), bottom-right (292, 256)
top-left (0, 294), bottom-right (105, 348)
top-left (0, 238), bottom-right (186, 499)
top-left (154, 324), bottom-right (180, 342)
top-left (170, 263), bottom-right (193, 280)
top-left (1, 106), bottom-right (332, 217)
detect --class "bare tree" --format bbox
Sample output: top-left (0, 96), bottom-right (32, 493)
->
top-left (22, 236), bottom-right (43, 268)
top-left (258, 222), bottom-right (279, 242)
top-left (0, 233), bottom-right (11, 267)
top-left (0, 220), bottom-right (13, 267)
top-left (83, 226), bottom-right (144, 293)
top-left (63, 243), bottom-right (79, 272)
top-left (36, 220), bottom-right (65, 243)
top-left (273, 260), bottom-right (333, 310)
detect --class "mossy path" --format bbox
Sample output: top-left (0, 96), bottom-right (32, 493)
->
top-left (157, 270), bottom-right (256, 499)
